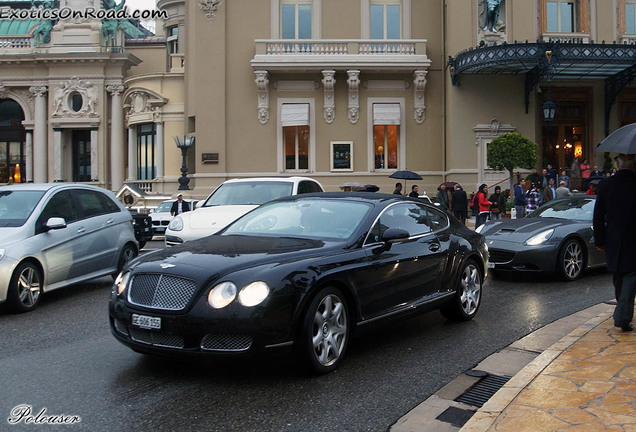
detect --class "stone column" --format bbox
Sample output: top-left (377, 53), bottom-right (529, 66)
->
top-left (127, 127), bottom-right (136, 181)
top-left (29, 86), bottom-right (48, 183)
top-left (107, 84), bottom-right (126, 191)
top-left (90, 128), bottom-right (99, 181)
top-left (155, 121), bottom-right (164, 178)
top-left (53, 129), bottom-right (62, 181)
top-left (25, 130), bottom-right (33, 182)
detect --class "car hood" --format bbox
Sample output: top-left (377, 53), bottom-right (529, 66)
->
top-left (185, 205), bottom-right (258, 231)
top-left (480, 218), bottom-right (581, 243)
top-left (129, 234), bottom-right (339, 277)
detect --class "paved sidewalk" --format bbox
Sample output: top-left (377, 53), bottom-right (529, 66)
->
top-left (462, 310), bottom-right (636, 431)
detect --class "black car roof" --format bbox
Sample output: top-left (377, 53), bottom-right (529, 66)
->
top-left (271, 191), bottom-right (428, 204)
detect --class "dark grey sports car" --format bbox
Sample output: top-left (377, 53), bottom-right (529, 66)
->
top-left (110, 193), bottom-right (488, 373)
top-left (476, 196), bottom-right (606, 281)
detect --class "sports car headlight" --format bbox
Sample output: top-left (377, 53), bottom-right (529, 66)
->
top-left (525, 229), bottom-right (555, 246)
top-left (168, 216), bottom-right (183, 231)
top-left (238, 281), bottom-right (270, 307)
top-left (208, 282), bottom-right (237, 309)
top-left (114, 271), bottom-right (131, 296)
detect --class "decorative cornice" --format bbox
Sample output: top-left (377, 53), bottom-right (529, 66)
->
top-left (413, 70), bottom-right (427, 124)
top-left (346, 70), bottom-right (360, 124)
top-left (322, 70), bottom-right (335, 124)
top-left (199, 0), bottom-right (222, 21)
top-left (254, 70), bottom-right (269, 124)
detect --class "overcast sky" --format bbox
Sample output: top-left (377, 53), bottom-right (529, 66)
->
top-left (124, 0), bottom-right (156, 12)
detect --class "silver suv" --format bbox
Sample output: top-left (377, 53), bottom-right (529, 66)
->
top-left (0, 184), bottom-right (138, 312)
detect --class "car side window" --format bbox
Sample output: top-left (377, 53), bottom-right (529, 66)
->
top-left (75, 190), bottom-right (118, 218)
top-left (422, 206), bottom-right (449, 231)
top-left (298, 181), bottom-right (322, 194)
top-left (36, 190), bottom-right (79, 233)
top-left (366, 203), bottom-right (435, 244)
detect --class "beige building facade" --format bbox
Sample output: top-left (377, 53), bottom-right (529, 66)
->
top-left (1, 0), bottom-right (636, 204)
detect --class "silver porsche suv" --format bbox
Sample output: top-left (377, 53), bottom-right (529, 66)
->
top-left (0, 184), bottom-right (138, 312)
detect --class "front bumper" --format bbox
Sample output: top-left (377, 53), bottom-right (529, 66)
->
top-left (108, 290), bottom-right (296, 358)
top-left (0, 255), bottom-right (20, 303)
top-left (486, 239), bottom-right (557, 274)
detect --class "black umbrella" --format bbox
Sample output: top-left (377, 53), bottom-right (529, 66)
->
top-left (595, 123), bottom-right (636, 154)
top-left (389, 170), bottom-right (423, 194)
top-left (364, 184), bottom-right (380, 192)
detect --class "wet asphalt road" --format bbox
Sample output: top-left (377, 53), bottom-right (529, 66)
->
top-left (0, 239), bottom-right (615, 432)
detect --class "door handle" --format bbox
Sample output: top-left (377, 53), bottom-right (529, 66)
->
top-left (429, 243), bottom-right (440, 252)
top-left (106, 218), bottom-right (114, 224)
top-left (77, 227), bottom-right (86, 234)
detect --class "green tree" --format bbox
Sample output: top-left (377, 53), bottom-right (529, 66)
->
top-left (487, 132), bottom-right (538, 193)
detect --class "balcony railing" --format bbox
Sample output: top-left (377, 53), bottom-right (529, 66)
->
top-left (252, 39), bottom-right (429, 72)
top-left (619, 35), bottom-right (636, 44)
top-left (0, 36), bottom-right (32, 52)
top-left (541, 32), bottom-right (590, 43)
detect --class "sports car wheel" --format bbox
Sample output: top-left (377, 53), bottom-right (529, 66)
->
top-left (300, 287), bottom-right (350, 374)
top-left (441, 260), bottom-right (482, 321)
top-left (557, 239), bottom-right (584, 281)
top-left (115, 243), bottom-right (138, 275)
top-left (7, 262), bottom-right (42, 313)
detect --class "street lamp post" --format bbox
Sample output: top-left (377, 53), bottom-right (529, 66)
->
top-left (174, 135), bottom-right (195, 190)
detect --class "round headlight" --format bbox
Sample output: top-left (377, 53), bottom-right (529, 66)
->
top-left (168, 216), bottom-right (183, 231)
top-left (114, 271), bottom-right (131, 296)
top-left (208, 282), bottom-right (237, 309)
top-left (238, 281), bottom-right (270, 307)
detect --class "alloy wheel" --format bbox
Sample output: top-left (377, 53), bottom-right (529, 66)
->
top-left (459, 263), bottom-right (481, 316)
top-left (562, 241), bottom-right (583, 280)
top-left (311, 294), bottom-right (348, 367)
top-left (17, 266), bottom-right (41, 308)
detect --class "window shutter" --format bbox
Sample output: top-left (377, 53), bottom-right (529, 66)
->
top-left (580, 0), bottom-right (589, 33)
top-left (281, 103), bottom-right (309, 127)
top-left (373, 103), bottom-right (401, 125)
top-left (540, 0), bottom-right (547, 33)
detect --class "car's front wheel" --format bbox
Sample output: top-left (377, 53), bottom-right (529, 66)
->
top-left (441, 260), bottom-right (482, 321)
top-left (557, 239), bottom-right (584, 281)
top-left (7, 261), bottom-right (42, 313)
top-left (299, 287), bottom-right (350, 374)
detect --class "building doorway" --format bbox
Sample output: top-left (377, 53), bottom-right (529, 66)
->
top-left (72, 129), bottom-right (91, 182)
top-left (0, 99), bottom-right (26, 183)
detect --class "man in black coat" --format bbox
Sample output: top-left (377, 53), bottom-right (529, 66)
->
top-left (170, 193), bottom-right (191, 216)
top-left (451, 184), bottom-right (468, 225)
top-left (593, 154), bottom-right (636, 331)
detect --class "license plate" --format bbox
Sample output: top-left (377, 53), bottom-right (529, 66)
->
top-left (144, 227), bottom-right (150, 232)
top-left (132, 314), bottom-right (161, 329)
top-left (487, 262), bottom-right (495, 269)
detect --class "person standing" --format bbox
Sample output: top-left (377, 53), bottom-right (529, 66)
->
top-left (170, 193), bottom-right (190, 216)
top-left (571, 157), bottom-right (581, 190)
top-left (393, 182), bottom-right (403, 195)
top-left (436, 184), bottom-right (450, 213)
top-left (408, 185), bottom-right (420, 198)
top-left (546, 164), bottom-right (557, 182)
top-left (514, 179), bottom-right (527, 218)
top-left (593, 154), bottom-right (636, 331)
top-left (580, 158), bottom-right (591, 190)
top-left (451, 184), bottom-right (468, 225)
top-left (525, 183), bottom-right (540, 215)
top-left (488, 185), bottom-right (506, 220)
top-left (558, 170), bottom-right (570, 189)
top-left (590, 165), bottom-right (603, 179)
top-left (543, 178), bottom-right (557, 203)
top-left (555, 180), bottom-right (572, 199)
top-left (475, 184), bottom-right (490, 229)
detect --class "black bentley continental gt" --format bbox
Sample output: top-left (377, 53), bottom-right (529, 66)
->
top-left (476, 196), bottom-right (606, 281)
top-left (109, 193), bottom-right (488, 373)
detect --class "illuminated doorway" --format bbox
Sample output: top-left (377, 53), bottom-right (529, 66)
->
top-left (0, 99), bottom-right (25, 183)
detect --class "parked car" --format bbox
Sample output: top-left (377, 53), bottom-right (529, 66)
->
top-left (164, 177), bottom-right (324, 246)
top-left (0, 184), bottom-right (138, 312)
top-left (149, 199), bottom-right (198, 236)
top-left (110, 192), bottom-right (488, 373)
top-left (129, 210), bottom-right (153, 249)
top-left (475, 196), bottom-right (605, 281)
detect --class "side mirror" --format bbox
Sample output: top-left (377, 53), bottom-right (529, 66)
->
top-left (381, 228), bottom-right (409, 243)
top-left (45, 217), bottom-right (67, 231)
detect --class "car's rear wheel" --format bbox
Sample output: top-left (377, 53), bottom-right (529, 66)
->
top-left (557, 239), bottom-right (584, 281)
top-left (116, 243), bottom-right (138, 275)
top-left (7, 262), bottom-right (42, 313)
top-left (299, 287), bottom-right (350, 374)
top-left (441, 260), bottom-right (482, 321)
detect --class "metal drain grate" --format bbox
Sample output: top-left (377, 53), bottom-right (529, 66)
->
top-left (455, 373), bottom-right (511, 408)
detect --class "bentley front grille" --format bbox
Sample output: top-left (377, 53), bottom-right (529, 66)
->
top-left (200, 334), bottom-right (253, 352)
top-left (128, 274), bottom-right (198, 311)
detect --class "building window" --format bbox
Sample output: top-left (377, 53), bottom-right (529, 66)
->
top-left (137, 123), bottom-right (156, 180)
top-left (542, 0), bottom-right (588, 34)
top-left (281, 103), bottom-right (310, 171)
top-left (167, 25), bottom-right (178, 54)
top-left (625, 0), bottom-right (636, 34)
top-left (281, 1), bottom-right (312, 39)
top-left (370, 0), bottom-right (401, 39)
top-left (372, 103), bottom-right (400, 170)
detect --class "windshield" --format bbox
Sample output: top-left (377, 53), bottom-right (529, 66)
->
top-left (223, 199), bottom-right (373, 240)
top-left (529, 198), bottom-right (595, 221)
top-left (155, 202), bottom-right (173, 213)
top-left (204, 182), bottom-right (294, 207)
top-left (0, 190), bottom-right (46, 227)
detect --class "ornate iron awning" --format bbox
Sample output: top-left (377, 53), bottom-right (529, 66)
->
top-left (448, 41), bottom-right (636, 135)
